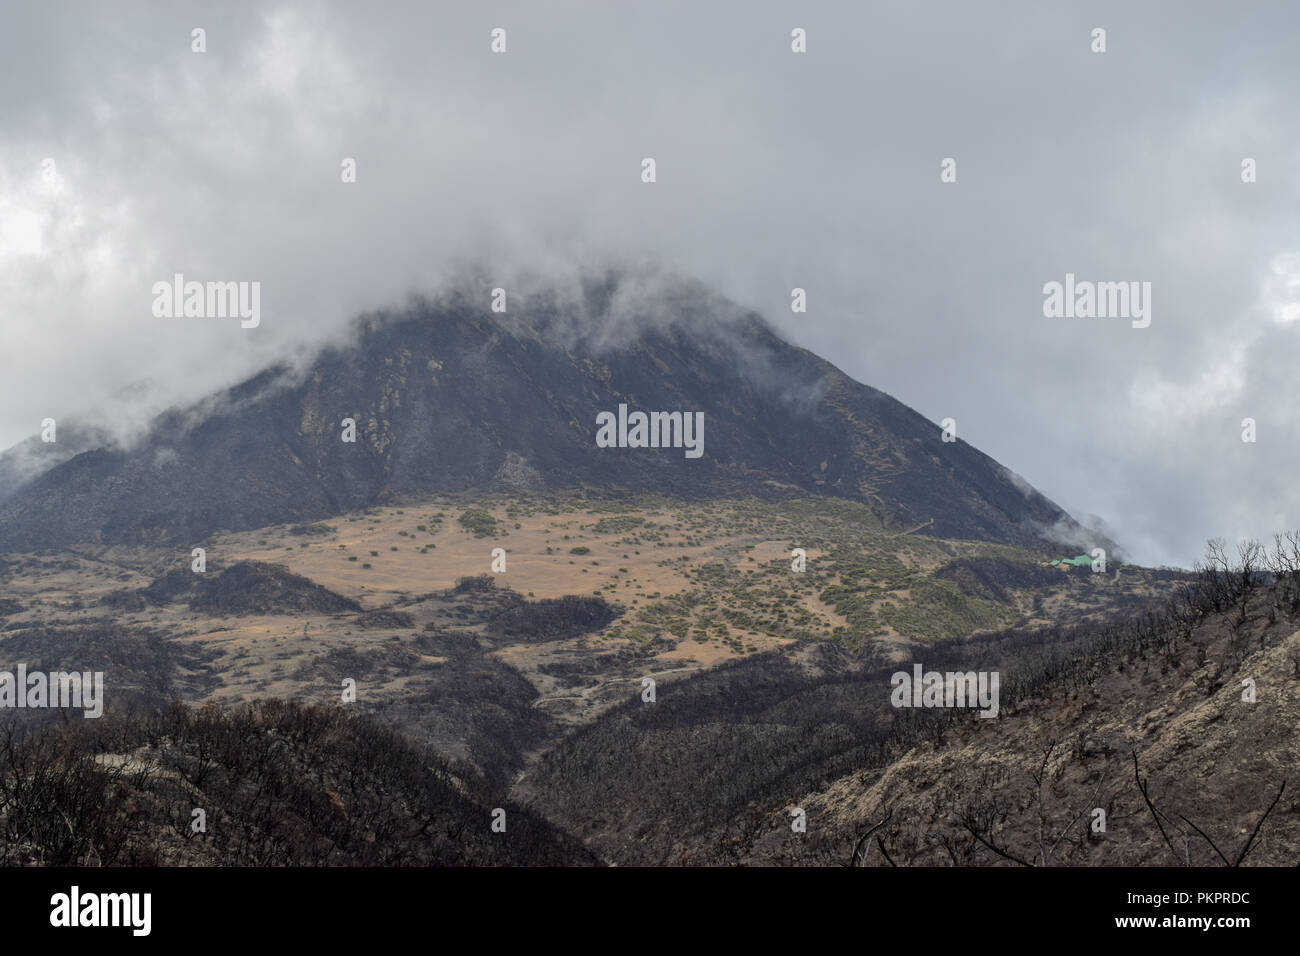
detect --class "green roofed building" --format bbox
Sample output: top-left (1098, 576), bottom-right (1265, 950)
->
top-left (1050, 554), bottom-right (1094, 567)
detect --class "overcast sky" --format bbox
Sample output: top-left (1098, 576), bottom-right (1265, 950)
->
top-left (2, 0), bottom-right (1298, 568)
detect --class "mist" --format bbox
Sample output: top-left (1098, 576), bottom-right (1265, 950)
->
top-left (3, 0), bottom-right (1299, 567)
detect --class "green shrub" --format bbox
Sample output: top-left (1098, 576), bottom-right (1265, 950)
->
top-left (457, 508), bottom-right (498, 537)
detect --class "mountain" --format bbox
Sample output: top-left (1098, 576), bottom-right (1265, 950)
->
top-left (0, 422), bottom-right (111, 506)
top-left (0, 273), bottom-right (1113, 554)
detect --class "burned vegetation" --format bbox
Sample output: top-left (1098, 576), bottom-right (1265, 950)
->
top-left (105, 561), bottom-right (362, 616)
top-left (0, 699), bottom-right (595, 866)
top-left (520, 539), bottom-right (1299, 866)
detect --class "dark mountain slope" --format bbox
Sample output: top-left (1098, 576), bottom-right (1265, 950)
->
top-left (0, 698), bottom-right (595, 865)
top-left (520, 556), bottom-right (1298, 867)
top-left (0, 275), bottom-right (1109, 553)
top-left (0, 422), bottom-right (110, 506)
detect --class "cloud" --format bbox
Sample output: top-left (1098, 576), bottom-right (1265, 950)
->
top-left (3, 0), bottom-right (1300, 568)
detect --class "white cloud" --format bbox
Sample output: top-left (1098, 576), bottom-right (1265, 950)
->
top-left (3, 0), bottom-right (1300, 568)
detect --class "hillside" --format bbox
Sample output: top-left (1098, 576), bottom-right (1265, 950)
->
top-left (519, 540), bottom-right (1299, 866)
top-left (0, 494), bottom-right (1168, 787)
top-left (0, 275), bottom-right (1225, 869)
top-left (0, 698), bottom-right (594, 866)
top-left (0, 274), bottom-right (1110, 554)
top-left (5, 531), bottom-right (1289, 868)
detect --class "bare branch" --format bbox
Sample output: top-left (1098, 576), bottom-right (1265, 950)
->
top-left (1176, 813), bottom-right (1231, 867)
top-left (959, 819), bottom-right (1036, 867)
top-left (1132, 751), bottom-right (1185, 866)
top-left (1233, 780), bottom-right (1286, 866)
top-left (848, 809), bottom-right (892, 868)
top-left (876, 835), bottom-right (897, 867)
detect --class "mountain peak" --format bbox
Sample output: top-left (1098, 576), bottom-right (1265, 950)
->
top-left (0, 278), bottom-right (1113, 555)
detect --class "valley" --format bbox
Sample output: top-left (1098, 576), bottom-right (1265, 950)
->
top-left (0, 490), bottom-right (1199, 864)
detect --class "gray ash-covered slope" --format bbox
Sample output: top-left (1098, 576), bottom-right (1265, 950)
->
top-left (0, 275), bottom-right (1108, 552)
top-left (0, 422), bottom-right (110, 506)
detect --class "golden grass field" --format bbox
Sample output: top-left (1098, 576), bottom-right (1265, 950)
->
top-left (0, 495), bottom-right (1164, 728)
